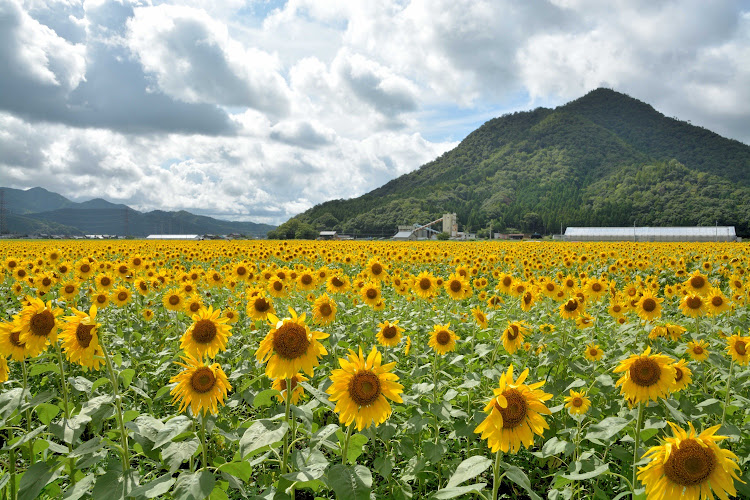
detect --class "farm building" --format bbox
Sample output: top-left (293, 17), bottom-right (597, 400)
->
top-left (563, 226), bottom-right (737, 242)
top-left (145, 234), bottom-right (201, 240)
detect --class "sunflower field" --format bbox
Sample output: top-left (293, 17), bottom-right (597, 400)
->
top-left (0, 239), bottom-right (749, 500)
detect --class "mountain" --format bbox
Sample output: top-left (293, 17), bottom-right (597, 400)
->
top-left (285, 88), bottom-right (750, 237)
top-left (0, 187), bottom-right (276, 237)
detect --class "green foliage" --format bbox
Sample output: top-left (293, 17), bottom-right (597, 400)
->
top-left (291, 89), bottom-right (750, 236)
top-left (267, 218), bottom-right (317, 239)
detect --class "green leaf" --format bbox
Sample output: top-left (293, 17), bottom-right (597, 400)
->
top-left (217, 461), bottom-right (253, 482)
top-left (239, 420), bottom-right (288, 458)
top-left (35, 403), bottom-right (60, 425)
top-left (339, 432), bottom-right (367, 464)
top-left (30, 362), bottom-right (58, 377)
top-left (0, 388), bottom-right (24, 419)
top-left (432, 483), bottom-right (487, 499)
top-left (62, 474), bottom-right (95, 500)
top-left (252, 389), bottom-right (281, 408)
top-left (153, 415), bottom-right (192, 448)
top-left (3, 426), bottom-right (46, 450)
top-left (534, 437), bottom-right (575, 458)
top-left (18, 461), bottom-right (60, 500)
top-left (499, 461), bottom-right (542, 500)
top-left (423, 442), bottom-right (447, 464)
top-left (68, 376), bottom-right (93, 394)
top-left (163, 438), bottom-right (200, 473)
top-left (327, 464), bottom-right (372, 500)
top-left (173, 471), bottom-right (216, 500)
top-left (70, 437), bottom-right (103, 458)
top-left (585, 417), bottom-right (630, 442)
top-left (127, 474), bottom-right (176, 499)
top-left (119, 369), bottom-right (136, 389)
top-left (49, 414), bottom-right (92, 444)
top-left (446, 455), bottom-right (493, 488)
top-left (91, 377), bottom-right (111, 393)
top-left (562, 464), bottom-right (610, 481)
top-left (91, 470), bottom-right (124, 500)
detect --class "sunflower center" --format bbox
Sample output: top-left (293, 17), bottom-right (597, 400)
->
top-left (76, 324), bottom-right (95, 348)
top-left (690, 276), bottom-right (706, 289)
top-left (301, 275), bottom-right (313, 285)
top-left (118, 292), bottom-right (128, 301)
top-left (279, 378), bottom-right (298, 391)
top-left (133, 258), bottom-right (141, 266)
top-left (254, 298), bottom-right (270, 312)
top-left (523, 292), bottom-right (532, 304)
top-left (419, 278), bottom-right (431, 290)
top-left (81, 264), bottom-right (90, 273)
top-left (169, 295), bottom-right (180, 306)
top-left (42, 277), bottom-right (52, 287)
top-left (686, 296), bottom-right (703, 309)
top-left (507, 325), bottom-right (519, 340)
top-left (693, 346), bottom-right (704, 355)
top-left (589, 348), bottom-right (598, 357)
top-left (592, 283), bottom-right (602, 292)
top-left (273, 281), bottom-right (283, 291)
top-left (450, 280), bottom-right (462, 293)
top-left (96, 294), bottom-right (107, 304)
top-left (366, 288), bottom-right (378, 300)
top-left (663, 439), bottom-right (716, 487)
top-left (642, 298), bottom-right (657, 312)
top-left (192, 319), bottom-right (217, 344)
top-left (564, 299), bottom-right (578, 312)
top-left (319, 303), bottom-right (333, 317)
top-left (101, 277), bottom-right (111, 287)
top-left (189, 302), bottom-right (200, 313)
top-left (10, 330), bottom-right (24, 347)
top-left (331, 277), bottom-right (344, 287)
top-left (711, 296), bottom-right (724, 307)
top-left (348, 371), bottom-right (381, 406)
top-left (736, 340), bottom-right (747, 355)
top-left (497, 389), bottom-right (528, 429)
top-left (629, 358), bottom-right (661, 387)
top-left (139, 282), bottom-right (148, 292)
top-left (190, 367), bottom-right (216, 394)
top-left (273, 323), bottom-right (309, 360)
top-left (64, 285), bottom-right (75, 293)
top-left (436, 330), bottom-right (451, 345)
top-left (613, 305), bottom-right (622, 313)
top-left (502, 277), bottom-right (512, 287)
top-left (546, 283), bottom-right (555, 291)
top-left (371, 263), bottom-right (383, 275)
top-left (118, 265), bottom-right (128, 275)
top-left (30, 310), bottom-right (55, 337)
top-left (674, 366), bottom-right (683, 382)
top-left (382, 326), bottom-right (398, 339)
top-left (237, 266), bottom-right (247, 276)
top-left (571, 397), bottom-right (583, 407)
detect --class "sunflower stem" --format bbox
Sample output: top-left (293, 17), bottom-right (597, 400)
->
top-left (632, 402), bottom-right (645, 494)
top-left (341, 422), bottom-right (354, 465)
top-left (54, 344), bottom-right (76, 486)
top-left (8, 431), bottom-right (16, 500)
top-left (21, 359), bottom-right (34, 465)
top-left (491, 449), bottom-right (503, 500)
top-left (281, 377), bottom-right (292, 473)
top-left (101, 340), bottom-right (131, 492)
top-left (200, 413), bottom-right (208, 471)
top-left (720, 359), bottom-right (734, 429)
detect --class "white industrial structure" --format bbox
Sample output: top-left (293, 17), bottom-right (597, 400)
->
top-left (393, 213), bottom-right (459, 240)
top-left (563, 226), bottom-right (737, 242)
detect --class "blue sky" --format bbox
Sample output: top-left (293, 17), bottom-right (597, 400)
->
top-left (0, 0), bottom-right (748, 224)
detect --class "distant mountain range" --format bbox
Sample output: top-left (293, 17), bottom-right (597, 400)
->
top-left (0, 187), bottom-right (275, 237)
top-left (285, 88), bottom-right (750, 237)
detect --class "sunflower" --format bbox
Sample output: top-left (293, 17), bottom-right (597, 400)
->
top-left (296, 270), bottom-right (317, 291)
top-left (726, 333), bottom-right (749, 365)
top-left (584, 277), bottom-right (608, 301)
top-left (428, 323), bottom-right (458, 355)
top-left (638, 422), bottom-right (742, 500)
top-left (94, 272), bottom-right (116, 291)
top-left (412, 271), bottom-right (438, 299)
top-left (538, 323), bottom-right (556, 335)
top-left (232, 262), bottom-right (253, 282)
top-left (664, 324), bottom-right (686, 341)
top-left (326, 346), bottom-right (403, 431)
top-left (471, 307), bottom-right (488, 329)
top-left (246, 293), bottom-right (275, 321)
top-left (559, 298), bottom-right (583, 319)
top-left (312, 293), bottom-right (337, 325)
top-left (75, 259), bottom-right (95, 279)
top-left (404, 336), bottom-right (412, 356)
top-left (444, 273), bottom-right (471, 300)
top-left (613, 347), bottom-right (676, 404)
top-left (267, 276), bottom-right (288, 298)
top-left (705, 287), bottom-right (730, 316)
top-left (671, 359), bottom-right (692, 393)
top-left (0, 357), bottom-right (7, 383)
top-left (58, 281), bottom-right (79, 301)
top-left (110, 286), bottom-right (132, 307)
top-left (584, 343), bottom-right (604, 361)
top-left (163, 289), bottom-right (185, 312)
top-left (59, 305), bottom-right (103, 371)
top-left (501, 321), bottom-right (527, 355)
top-left (222, 307), bottom-right (239, 324)
top-left (326, 274), bottom-right (351, 294)
top-left (636, 292), bottom-right (663, 322)
top-left (575, 314), bottom-right (595, 329)
top-left (685, 340), bottom-right (709, 362)
top-left (608, 302), bottom-right (626, 318)
top-left (684, 271), bottom-right (710, 295)
top-left (180, 306), bottom-right (232, 360)
top-left (365, 258), bottom-right (388, 281)
top-left (474, 364), bottom-right (552, 453)
top-left (170, 354), bottom-right (231, 416)
top-left (486, 294), bottom-right (503, 308)
top-left (15, 296), bottom-right (62, 356)
top-left (184, 294), bottom-right (203, 315)
top-left (0, 321), bottom-right (28, 361)
top-left (679, 293), bottom-right (706, 317)
top-left (256, 308), bottom-right (329, 379)
top-left (361, 282), bottom-right (381, 307)
top-left (272, 373), bottom-right (308, 404)
top-left (142, 308), bottom-right (155, 322)
top-left (376, 320), bottom-right (403, 348)
top-left (564, 390), bottom-right (591, 417)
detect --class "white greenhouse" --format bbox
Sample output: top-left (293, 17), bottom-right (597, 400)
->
top-left (563, 226), bottom-right (737, 242)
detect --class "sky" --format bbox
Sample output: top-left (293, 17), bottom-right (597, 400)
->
top-left (1, 0), bottom-right (749, 225)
